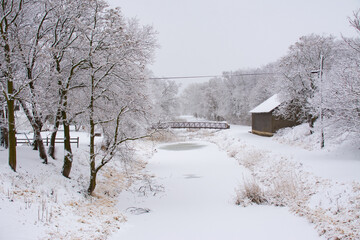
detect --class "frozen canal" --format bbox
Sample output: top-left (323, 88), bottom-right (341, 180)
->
top-left (110, 141), bottom-right (322, 240)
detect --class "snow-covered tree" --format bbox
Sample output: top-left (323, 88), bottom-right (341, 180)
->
top-left (43, 0), bottom-right (90, 177)
top-left (180, 82), bottom-right (203, 116)
top-left (276, 34), bottom-right (337, 130)
top-left (149, 79), bottom-right (179, 121)
top-left (76, 0), bottom-right (157, 195)
top-left (324, 45), bottom-right (360, 139)
top-left (322, 10), bottom-right (360, 141)
top-left (180, 68), bottom-right (277, 124)
top-left (14, 0), bottom-right (55, 164)
top-left (0, 0), bottom-right (25, 171)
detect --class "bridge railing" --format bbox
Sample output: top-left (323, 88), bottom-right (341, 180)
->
top-left (156, 121), bottom-right (230, 130)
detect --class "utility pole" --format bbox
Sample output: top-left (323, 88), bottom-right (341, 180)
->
top-left (319, 55), bottom-right (325, 148)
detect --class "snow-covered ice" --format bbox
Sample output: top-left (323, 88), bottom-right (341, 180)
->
top-left (110, 141), bottom-right (322, 240)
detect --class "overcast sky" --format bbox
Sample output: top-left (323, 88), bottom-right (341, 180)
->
top-left (107, 0), bottom-right (359, 82)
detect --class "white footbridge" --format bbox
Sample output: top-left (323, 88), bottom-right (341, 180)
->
top-left (156, 121), bottom-right (230, 130)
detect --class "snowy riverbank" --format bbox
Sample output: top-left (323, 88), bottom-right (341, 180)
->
top-left (0, 124), bottom-right (359, 239)
top-left (202, 125), bottom-right (360, 239)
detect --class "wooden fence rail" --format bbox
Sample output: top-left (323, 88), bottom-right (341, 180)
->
top-left (16, 137), bottom-right (80, 148)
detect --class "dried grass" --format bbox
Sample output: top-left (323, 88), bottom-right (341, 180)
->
top-left (149, 130), bottom-right (184, 142)
top-left (235, 178), bottom-right (268, 206)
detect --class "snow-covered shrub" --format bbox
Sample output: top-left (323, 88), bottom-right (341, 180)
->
top-left (228, 150), bottom-right (237, 158)
top-left (273, 123), bottom-right (320, 150)
top-left (235, 178), bottom-right (268, 206)
top-left (150, 130), bottom-right (177, 142)
top-left (267, 166), bottom-right (303, 206)
top-left (236, 149), bottom-right (267, 171)
top-left (274, 121), bottom-right (360, 151)
top-left (235, 163), bottom-right (303, 207)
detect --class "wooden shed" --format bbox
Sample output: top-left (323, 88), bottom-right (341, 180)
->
top-left (249, 94), bottom-right (299, 137)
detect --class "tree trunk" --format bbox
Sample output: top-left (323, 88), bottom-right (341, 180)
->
top-left (308, 114), bottom-right (317, 134)
top-left (19, 100), bottom-right (48, 163)
top-left (88, 75), bottom-right (96, 195)
top-left (32, 133), bottom-right (38, 150)
top-left (88, 110), bottom-right (96, 194)
top-left (88, 168), bottom-right (97, 195)
top-left (7, 95), bottom-right (16, 172)
top-left (48, 130), bottom-right (57, 159)
top-left (61, 108), bottom-right (73, 178)
top-left (1, 125), bottom-right (9, 149)
top-left (49, 71), bottom-right (64, 159)
top-left (4, 41), bottom-right (16, 171)
top-left (0, 110), bottom-right (8, 148)
top-left (34, 129), bottom-right (48, 164)
top-left (48, 108), bottom-right (61, 159)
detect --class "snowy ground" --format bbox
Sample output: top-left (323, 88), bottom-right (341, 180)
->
top-left (0, 130), bottom-right (142, 239)
top-left (1, 122), bottom-right (359, 239)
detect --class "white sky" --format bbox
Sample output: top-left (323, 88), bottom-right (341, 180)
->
top-left (107, 0), bottom-right (359, 82)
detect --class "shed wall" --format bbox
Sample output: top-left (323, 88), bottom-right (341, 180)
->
top-left (251, 113), bottom-right (273, 134)
top-left (272, 115), bottom-right (299, 132)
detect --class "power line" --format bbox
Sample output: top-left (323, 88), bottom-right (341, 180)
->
top-left (149, 75), bottom-right (218, 80)
top-left (148, 72), bottom-right (281, 80)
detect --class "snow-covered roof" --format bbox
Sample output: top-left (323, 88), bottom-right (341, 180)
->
top-left (249, 94), bottom-right (282, 113)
